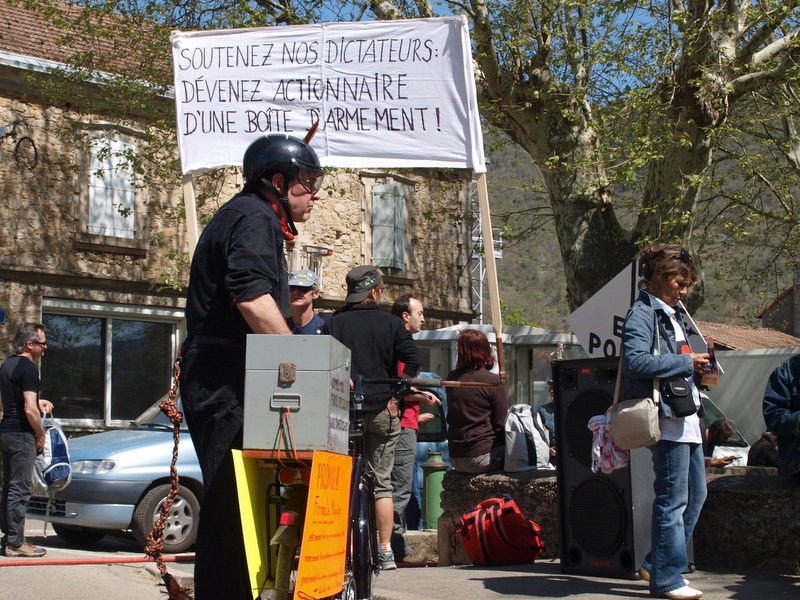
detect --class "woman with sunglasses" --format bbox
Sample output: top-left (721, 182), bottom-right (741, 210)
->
top-left (621, 244), bottom-right (711, 600)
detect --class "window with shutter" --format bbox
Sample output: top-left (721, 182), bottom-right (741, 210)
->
top-left (371, 183), bottom-right (406, 269)
top-left (88, 137), bottom-right (136, 239)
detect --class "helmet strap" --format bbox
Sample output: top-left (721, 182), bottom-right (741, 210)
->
top-left (279, 194), bottom-right (299, 238)
top-left (259, 177), bottom-right (297, 241)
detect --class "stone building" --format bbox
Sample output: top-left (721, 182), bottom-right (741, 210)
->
top-left (0, 2), bottom-right (475, 430)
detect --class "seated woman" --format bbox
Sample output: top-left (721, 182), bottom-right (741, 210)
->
top-left (445, 329), bottom-right (507, 473)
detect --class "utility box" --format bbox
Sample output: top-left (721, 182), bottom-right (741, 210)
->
top-left (243, 334), bottom-right (351, 456)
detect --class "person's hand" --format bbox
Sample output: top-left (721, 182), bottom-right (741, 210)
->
top-left (415, 390), bottom-right (441, 409)
top-left (384, 397), bottom-right (401, 417)
top-left (709, 456), bottom-right (736, 468)
top-left (38, 399), bottom-right (54, 414)
top-left (690, 352), bottom-right (710, 373)
top-left (418, 412), bottom-right (435, 425)
top-left (35, 431), bottom-right (46, 454)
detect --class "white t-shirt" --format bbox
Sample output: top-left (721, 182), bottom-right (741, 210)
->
top-left (651, 297), bottom-right (702, 444)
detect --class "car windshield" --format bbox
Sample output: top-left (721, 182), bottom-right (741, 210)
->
top-left (699, 395), bottom-right (748, 447)
top-left (130, 394), bottom-right (188, 431)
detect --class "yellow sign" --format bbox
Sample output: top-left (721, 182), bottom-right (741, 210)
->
top-left (295, 451), bottom-right (353, 600)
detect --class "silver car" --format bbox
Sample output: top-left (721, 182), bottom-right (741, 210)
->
top-left (26, 397), bottom-right (203, 553)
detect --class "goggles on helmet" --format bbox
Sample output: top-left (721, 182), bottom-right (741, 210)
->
top-left (295, 169), bottom-right (325, 194)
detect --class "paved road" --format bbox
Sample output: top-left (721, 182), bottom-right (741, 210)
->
top-left (3, 522), bottom-right (798, 599)
top-left (0, 522), bottom-right (170, 599)
top-left (376, 561), bottom-right (800, 600)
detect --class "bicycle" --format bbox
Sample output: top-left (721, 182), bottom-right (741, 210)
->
top-left (265, 374), bottom-right (442, 600)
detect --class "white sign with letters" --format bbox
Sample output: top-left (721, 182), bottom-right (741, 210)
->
top-left (171, 16), bottom-right (486, 175)
top-left (566, 263), bottom-right (640, 358)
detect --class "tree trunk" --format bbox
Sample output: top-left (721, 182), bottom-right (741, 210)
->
top-left (506, 113), bottom-right (636, 310)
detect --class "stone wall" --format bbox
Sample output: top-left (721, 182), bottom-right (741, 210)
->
top-left (694, 468), bottom-right (800, 572)
top-left (438, 467), bottom-right (800, 573)
top-left (0, 91), bottom-right (188, 349)
top-left (295, 167), bottom-right (474, 326)
top-left (0, 100), bottom-right (187, 283)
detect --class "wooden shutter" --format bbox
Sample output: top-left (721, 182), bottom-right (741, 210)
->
top-left (88, 137), bottom-right (136, 238)
top-left (372, 183), bottom-right (405, 269)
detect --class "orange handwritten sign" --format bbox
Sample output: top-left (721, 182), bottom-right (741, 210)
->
top-left (295, 451), bottom-right (353, 600)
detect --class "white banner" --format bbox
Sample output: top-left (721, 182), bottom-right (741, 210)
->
top-left (171, 16), bottom-right (486, 175)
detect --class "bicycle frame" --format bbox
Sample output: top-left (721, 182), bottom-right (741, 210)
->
top-left (348, 375), bottom-right (379, 600)
top-left (348, 375), bottom-right (442, 600)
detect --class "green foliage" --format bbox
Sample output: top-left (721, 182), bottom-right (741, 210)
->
top-left (500, 299), bottom-right (539, 327)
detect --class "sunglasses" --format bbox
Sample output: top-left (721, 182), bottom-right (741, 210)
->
top-left (32, 340), bottom-right (47, 347)
top-left (296, 171), bottom-right (325, 195)
top-left (674, 249), bottom-right (692, 264)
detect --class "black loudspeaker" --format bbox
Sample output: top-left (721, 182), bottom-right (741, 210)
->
top-left (552, 357), bottom-right (654, 579)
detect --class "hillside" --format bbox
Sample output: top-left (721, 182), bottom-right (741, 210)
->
top-left (484, 135), bottom-right (792, 331)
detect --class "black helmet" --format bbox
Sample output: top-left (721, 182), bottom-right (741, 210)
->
top-left (242, 134), bottom-right (322, 184)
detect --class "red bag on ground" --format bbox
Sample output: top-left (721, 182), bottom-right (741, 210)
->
top-left (456, 495), bottom-right (544, 566)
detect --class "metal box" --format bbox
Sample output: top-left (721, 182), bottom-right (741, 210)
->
top-left (243, 334), bottom-right (351, 455)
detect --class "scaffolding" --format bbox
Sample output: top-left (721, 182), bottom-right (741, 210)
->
top-left (470, 182), bottom-right (503, 324)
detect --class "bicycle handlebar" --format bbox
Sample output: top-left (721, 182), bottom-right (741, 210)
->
top-left (355, 375), bottom-right (504, 391)
top-left (356, 376), bottom-right (442, 389)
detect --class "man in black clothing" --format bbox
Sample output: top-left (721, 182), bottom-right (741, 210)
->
top-left (180, 133), bottom-right (323, 600)
top-left (0, 323), bottom-right (53, 557)
top-left (322, 266), bottom-right (420, 570)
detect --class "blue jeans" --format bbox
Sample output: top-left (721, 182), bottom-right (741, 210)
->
top-left (641, 440), bottom-right (707, 594)
top-left (0, 430), bottom-right (36, 549)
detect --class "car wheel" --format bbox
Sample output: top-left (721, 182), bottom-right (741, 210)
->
top-left (52, 524), bottom-right (106, 547)
top-left (132, 483), bottom-right (200, 554)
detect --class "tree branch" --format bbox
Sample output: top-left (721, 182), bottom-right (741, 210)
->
top-left (750, 31), bottom-right (800, 68)
top-left (468, 0), bottom-right (501, 96)
top-left (415, 0), bottom-right (435, 18)
top-left (737, 0), bottom-right (800, 67)
top-left (369, 0), bottom-right (402, 20)
top-left (562, 3), bottom-right (588, 89)
top-left (730, 45), bottom-right (800, 99)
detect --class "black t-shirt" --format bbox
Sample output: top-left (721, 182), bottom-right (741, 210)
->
top-left (0, 355), bottom-right (40, 434)
top-left (185, 185), bottom-right (289, 339)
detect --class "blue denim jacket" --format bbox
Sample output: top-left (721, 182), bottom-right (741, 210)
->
top-left (622, 290), bottom-right (695, 419)
top-left (762, 355), bottom-right (800, 475)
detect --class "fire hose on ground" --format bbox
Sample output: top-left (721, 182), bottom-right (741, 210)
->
top-left (0, 554), bottom-right (195, 567)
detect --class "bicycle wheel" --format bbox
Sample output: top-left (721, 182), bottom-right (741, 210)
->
top-left (272, 542), bottom-right (299, 600)
top-left (268, 479), bottom-right (307, 600)
top-left (14, 136), bottom-right (37, 170)
top-left (351, 467), bottom-right (379, 600)
top-left (335, 573), bottom-right (356, 600)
